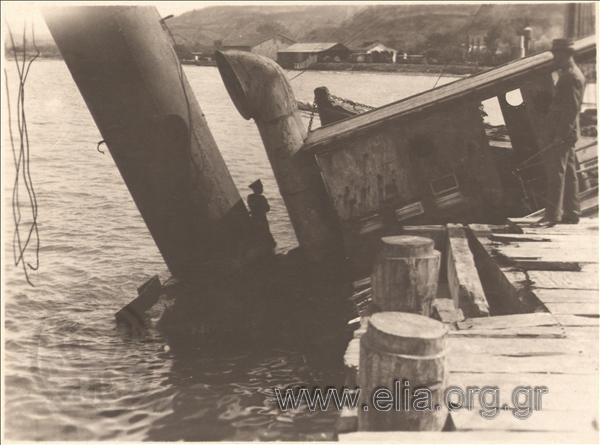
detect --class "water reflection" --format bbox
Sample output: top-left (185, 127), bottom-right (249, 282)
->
top-left (146, 345), bottom-right (344, 441)
top-left (4, 60), bottom-right (455, 440)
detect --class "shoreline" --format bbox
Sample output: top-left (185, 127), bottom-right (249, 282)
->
top-left (181, 59), bottom-right (487, 76)
top-left (17, 56), bottom-right (487, 77)
top-left (307, 62), bottom-right (488, 76)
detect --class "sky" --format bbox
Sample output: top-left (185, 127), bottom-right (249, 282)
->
top-left (3, 1), bottom-right (375, 42)
top-left (2, 1), bottom-right (214, 41)
top-left (2, 0), bottom-right (392, 43)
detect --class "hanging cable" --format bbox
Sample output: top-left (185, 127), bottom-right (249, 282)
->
top-left (290, 14), bottom-right (393, 84)
top-left (5, 22), bottom-right (41, 286)
top-left (432, 4), bottom-right (484, 89)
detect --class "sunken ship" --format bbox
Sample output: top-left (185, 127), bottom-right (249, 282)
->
top-left (43, 5), bottom-right (597, 354)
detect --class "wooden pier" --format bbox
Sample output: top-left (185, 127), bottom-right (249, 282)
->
top-left (340, 217), bottom-right (598, 442)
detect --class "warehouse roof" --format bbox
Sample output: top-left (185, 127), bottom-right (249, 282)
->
top-left (278, 42), bottom-right (346, 53)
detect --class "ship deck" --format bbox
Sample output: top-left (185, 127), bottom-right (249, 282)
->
top-left (340, 217), bottom-right (598, 442)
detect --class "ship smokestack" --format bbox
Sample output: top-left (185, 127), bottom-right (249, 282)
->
top-left (44, 6), bottom-right (267, 282)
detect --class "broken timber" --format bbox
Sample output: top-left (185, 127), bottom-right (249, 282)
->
top-left (446, 224), bottom-right (489, 317)
top-left (342, 218), bottom-right (598, 438)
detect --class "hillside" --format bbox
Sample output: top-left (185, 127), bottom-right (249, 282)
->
top-left (167, 5), bottom-right (365, 51)
top-left (7, 4), bottom-right (589, 61)
top-left (168, 3), bottom-right (576, 53)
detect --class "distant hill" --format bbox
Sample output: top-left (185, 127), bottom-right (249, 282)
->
top-left (7, 4), bottom-right (591, 61)
top-left (168, 5), bottom-right (365, 51)
top-left (168, 3), bottom-right (579, 53)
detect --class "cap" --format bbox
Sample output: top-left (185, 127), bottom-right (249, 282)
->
top-left (249, 179), bottom-right (262, 190)
top-left (551, 38), bottom-right (575, 53)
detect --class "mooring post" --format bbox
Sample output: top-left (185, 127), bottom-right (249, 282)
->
top-left (371, 236), bottom-right (441, 316)
top-left (44, 6), bottom-right (268, 283)
top-left (358, 312), bottom-right (447, 431)
top-left (215, 50), bottom-right (343, 263)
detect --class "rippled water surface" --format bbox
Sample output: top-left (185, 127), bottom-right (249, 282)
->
top-left (4, 60), bottom-right (458, 440)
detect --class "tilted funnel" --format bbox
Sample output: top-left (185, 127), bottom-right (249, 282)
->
top-left (44, 6), bottom-right (269, 282)
top-left (216, 50), bottom-right (343, 263)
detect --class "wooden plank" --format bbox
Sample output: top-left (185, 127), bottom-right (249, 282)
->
top-left (529, 269), bottom-right (599, 290)
top-left (447, 372), bottom-right (598, 412)
top-left (489, 234), bottom-right (551, 242)
top-left (447, 353), bottom-right (597, 374)
top-left (544, 301), bottom-right (599, 316)
top-left (492, 245), bottom-right (597, 263)
top-left (456, 313), bottom-right (559, 331)
top-left (466, 231), bottom-right (537, 314)
top-left (350, 287), bottom-right (372, 302)
top-left (491, 233), bottom-right (597, 243)
top-left (493, 245), bottom-right (598, 263)
top-left (563, 327), bottom-right (599, 356)
top-left (448, 372), bottom-right (597, 393)
top-left (512, 216), bottom-right (599, 226)
top-left (520, 229), bottom-right (599, 238)
top-left (519, 223), bottom-right (599, 237)
top-left (353, 276), bottom-right (371, 290)
top-left (343, 337), bottom-right (360, 387)
top-left (511, 219), bottom-right (598, 230)
top-left (432, 298), bottom-right (465, 323)
top-left (115, 275), bottom-right (162, 325)
top-left (564, 326), bottom-right (599, 340)
top-left (508, 217), bottom-right (545, 224)
top-left (542, 290), bottom-right (599, 305)
top-left (304, 36), bottom-right (595, 150)
top-left (339, 431), bottom-right (599, 443)
top-left (447, 337), bottom-right (582, 357)
top-left (510, 260), bottom-right (582, 271)
top-left (493, 241), bottom-right (597, 252)
top-left (555, 314), bottom-right (600, 327)
top-left (469, 224), bottom-right (515, 237)
top-left (450, 409), bottom-right (598, 432)
top-left (502, 270), bottom-right (531, 286)
top-left (446, 224), bottom-right (489, 317)
top-left (449, 326), bottom-right (566, 339)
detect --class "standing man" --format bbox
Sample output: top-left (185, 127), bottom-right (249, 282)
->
top-left (247, 179), bottom-right (276, 249)
top-left (539, 38), bottom-right (586, 226)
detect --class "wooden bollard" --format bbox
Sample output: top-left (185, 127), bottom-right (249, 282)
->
top-left (358, 312), bottom-right (447, 431)
top-left (371, 236), bottom-right (441, 316)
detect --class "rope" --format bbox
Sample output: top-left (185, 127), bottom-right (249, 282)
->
top-left (307, 101), bottom-right (316, 132)
top-left (289, 69), bottom-right (309, 82)
top-left (290, 14), bottom-right (394, 84)
top-left (432, 4), bottom-right (484, 89)
top-left (5, 23), bottom-right (41, 286)
top-left (511, 139), bottom-right (599, 211)
top-left (342, 14), bottom-right (396, 49)
top-left (513, 141), bottom-right (562, 173)
top-left (329, 94), bottom-right (375, 111)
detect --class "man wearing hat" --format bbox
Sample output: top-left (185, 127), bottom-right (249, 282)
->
top-left (539, 38), bottom-right (586, 226)
top-left (247, 179), bottom-right (276, 249)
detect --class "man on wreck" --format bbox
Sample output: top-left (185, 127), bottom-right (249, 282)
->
top-left (539, 38), bottom-right (585, 227)
top-left (247, 179), bottom-right (276, 249)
